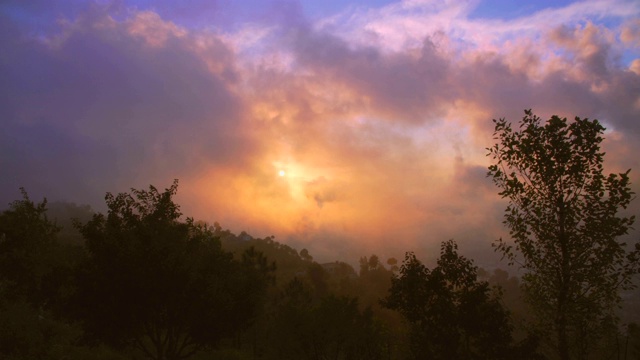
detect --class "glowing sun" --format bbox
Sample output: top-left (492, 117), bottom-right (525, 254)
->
top-left (278, 170), bottom-right (286, 177)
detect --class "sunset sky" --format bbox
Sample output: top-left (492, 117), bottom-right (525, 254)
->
top-left (2, 0), bottom-right (639, 265)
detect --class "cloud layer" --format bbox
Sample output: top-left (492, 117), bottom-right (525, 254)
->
top-left (1, 0), bottom-right (639, 264)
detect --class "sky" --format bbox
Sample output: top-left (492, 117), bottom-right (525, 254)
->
top-left (1, 0), bottom-right (640, 266)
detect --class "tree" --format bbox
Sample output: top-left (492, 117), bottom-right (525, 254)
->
top-left (356, 254), bottom-right (393, 309)
top-left (387, 257), bottom-right (399, 272)
top-left (0, 190), bottom-right (118, 359)
top-left (382, 240), bottom-right (535, 360)
top-left (0, 190), bottom-right (79, 359)
top-left (0, 189), bottom-right (61, 304)
top-left (299, 248), bottom-right (313, 262)
top-left (359, 254), bottom-right (382, 276)
top-left (487, 109), bottom-right (640, 359)
top-left (268, 277), bottom-right (386, 360)
top-left (73, 181), bottom-right (273, 360)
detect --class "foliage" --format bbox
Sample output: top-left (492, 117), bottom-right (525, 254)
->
top-left (0, 190), bottom-right (122, 359)
top-left (73, 180), bottom-right (273, 360)
top-left (0, 189), bottom-right (62, 304)
top-left (383, 240), bottom-right (539, 360)
top-left (300, 248), bottom-right (313, 262)
top-left (47, 201), bottom-right (95, 246)
top-left (0, 299), bottom-right (128, 360)
top-left (356, 255), bottom-right (394, 309)
top-left (487, 109), bottom-right (640, 359)
top-left (626, 323), bottom-right (640, 360)
top-left (387, 257), bottom-right (399, 272)
top-left (267, 277), bottom-right (387, 360)
top-left (217, 228), bottom-right (304, 287)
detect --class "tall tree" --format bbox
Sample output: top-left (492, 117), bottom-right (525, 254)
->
top-left (487, 109), bottom-right (640, 359)
top-left (73, 181), bottom-right (273, 360)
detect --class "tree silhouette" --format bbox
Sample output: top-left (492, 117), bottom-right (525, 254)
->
top-left (300, 248), bottom-right (313, 262)
top-left (383, 240), bottom-right (538, 360)
top-left (269, 277), bottom-right (385, 360)
top-left (488, 109), bottom-right (640, 359)
top-left (0, 189), bottom-right (61, 304)
top-left (0, 190), bottom-right (81, 359)
top-left (73, 181), bottom-right (273, 360)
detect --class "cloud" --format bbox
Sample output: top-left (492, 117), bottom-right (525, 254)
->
top-left (0, 5), bottom-right (251, 205)
top-left (304, 177), bottom-right (344, 208)
top-left (621, 19), bottom-right (640, 47)
top-left (2, 0), bottom-right (640, 264)
top-left (291, 32), bottom-right (453, 123)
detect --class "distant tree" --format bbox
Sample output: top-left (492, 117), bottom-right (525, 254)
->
top-left (269, 278), bottom-right (386, 360)
top-left (488, 110), bottom-right (640, 359)
top-left (481, 268), bottom-right (534, 337)
top-left (383, 240), bottom-right (539, 360)
top-left (306, 262), bottom-right (329, 296)
top-left (368, 255), bottom-right (380, 270)
top-left (216, 229), bottom-right (306, 287)
top-left (73, 181), bottom-right (273, 360)
top-left (47, 201), bottom-right (94, 246)
top-left (356, 255), bottom-right (393, 309)
top-left (300, 248), bottom-right (313, 262)
top-left (359, 254), bottom-right (382, 276)
top-left (387, 257), bottom-right (399, 272)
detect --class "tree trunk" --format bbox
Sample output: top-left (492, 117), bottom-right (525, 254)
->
top-left (558, 309), bottom-right (569, 360)
top-left (557, 197), bottom-right (571, 360)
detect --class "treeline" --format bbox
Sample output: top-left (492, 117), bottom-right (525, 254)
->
top-left (1, 181), bottom-right (639, 360)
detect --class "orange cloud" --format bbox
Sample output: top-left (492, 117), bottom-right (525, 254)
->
top-left (2, 1), bottom-right (640, 265)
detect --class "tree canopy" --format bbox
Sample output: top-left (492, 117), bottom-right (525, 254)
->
top-left (0, 189), bottom-right (61, 304)
top-left (73, 180), bottom-right (273, 360)
top-left (488, 109), bottom-right (640, 359)
top-left (268, 277), bottom-right (386, 360)
top-left (382, 240), bottom-right (537, 360)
